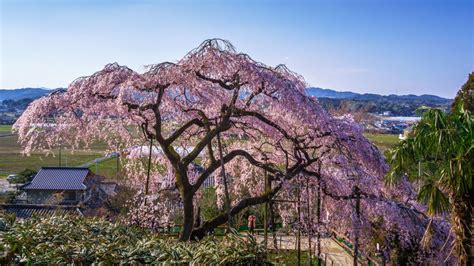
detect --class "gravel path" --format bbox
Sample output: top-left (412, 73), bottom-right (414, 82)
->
top-left (256, 235), bottom-right (354, 265)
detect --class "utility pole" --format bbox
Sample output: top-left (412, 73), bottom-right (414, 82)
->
top-left (353, 185), bottom-right (360, 266)
top-left (116, 152), bottom-right (120, 181)
top-left (269, 176), bottom-right (278, 250)
top-left (264, 167), bottom-right (268, 253)
top-left (58, 145), bottom-right (62, 167)
top-left (145, 138), bottom-right (153, 195)
top-left (217, 130), bottom-right (232, 228)
top-left (316, 176), bottom-right (322, 264)
top-left (297, 181), bottom-right (301, 266)
top-left (306, 176), bottom-right (313, 266)
top-left (116, 141), bottom-right (120, 181)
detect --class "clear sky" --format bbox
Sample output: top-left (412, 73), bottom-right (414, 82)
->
top-left (1, 0), bottom-right (473, 98)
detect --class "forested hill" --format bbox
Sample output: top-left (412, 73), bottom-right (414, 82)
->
top-left (306, 87), bottom-right (453, 116)
top-left (0, 88), bottom-right (62, 124)
top-left (0, 88), bottom-right (50, 101)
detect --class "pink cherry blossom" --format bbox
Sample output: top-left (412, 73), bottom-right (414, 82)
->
top-left (14, 39), bottom-right (450, 261)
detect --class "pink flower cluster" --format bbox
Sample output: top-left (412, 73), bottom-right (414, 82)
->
top-left (14, 39), bottom-right (450, 258)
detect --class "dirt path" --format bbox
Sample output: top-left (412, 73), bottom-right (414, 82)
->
top-left (256, 235), bottom-right (354, 265)
top-left (77, 152), bottom-right (118, 168)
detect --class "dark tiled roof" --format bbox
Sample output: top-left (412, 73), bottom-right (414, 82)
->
top-left (22, 167), bottom-right (89, 190)
top-left (1, 204), bottom-right (82, 219)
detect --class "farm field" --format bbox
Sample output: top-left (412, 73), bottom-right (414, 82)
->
top-left (87, 156), bottom-right (121, 179)
top-left (0, 125), bottom-right (117, 177)
top-left (0, 125), bottom-right (13, 136)
top-left (364, 133), bottom-right (400, 153)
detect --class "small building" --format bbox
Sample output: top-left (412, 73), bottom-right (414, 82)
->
top-left (2, 167), bottom-right (118, 219)
top-left (21, 167), bottom-right (102, 205)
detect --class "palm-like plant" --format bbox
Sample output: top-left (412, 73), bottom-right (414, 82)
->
top-left (386, 104), bottom-right (473, 264)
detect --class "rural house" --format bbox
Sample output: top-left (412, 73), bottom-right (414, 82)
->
top-left (1, 167), bottom-right (118, 219)
top-left (21, 167), bottom-right (102, 204)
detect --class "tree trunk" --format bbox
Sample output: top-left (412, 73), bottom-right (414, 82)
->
top-left (470, 196), bottom-right (474, 265)
top-left (180, 194), bottom-right (195, 241)
top-left (469, 187), bottom-right (474, 265)
top-left (452, 192), bottom-right (473, 265)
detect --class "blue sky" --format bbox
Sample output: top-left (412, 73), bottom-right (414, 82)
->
top-left (1, 0), bottom-right (473, 98)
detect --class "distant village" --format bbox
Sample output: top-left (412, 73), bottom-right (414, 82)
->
top-left (364, 111), bottom-right (421, 138)
top-left (0, 98), bottom-right (35, 125)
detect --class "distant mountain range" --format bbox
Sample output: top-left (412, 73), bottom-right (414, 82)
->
top-left (306, 87), bottom-right (452, 103)
top-left (0, 87), bottom-right (453, 102)
top-left (0, 87), bottom-right (453, 117)
top-left (0, 88), bottom-right (51, 101)
top-left (306, 87), bottom-right (453, 116)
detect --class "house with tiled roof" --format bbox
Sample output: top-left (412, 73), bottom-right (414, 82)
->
top-left (2, 167), bottom-right (118, 219)
top-left (21, 167), bottom-right (101, 204)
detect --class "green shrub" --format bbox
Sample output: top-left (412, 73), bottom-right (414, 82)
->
top-left (0, 191), bottom-right (17, 204)
top-left (0, 215), bottom-right (269, 265)
top-left (200, 187), bottom-right (221, 221)
top-left (9, 168), bottom-right (37, 184)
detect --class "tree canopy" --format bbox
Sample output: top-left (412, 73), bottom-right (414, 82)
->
top-left (453, 72), bottom-right (474, 112)
top-left (14, 39), bottom-right (450, 262)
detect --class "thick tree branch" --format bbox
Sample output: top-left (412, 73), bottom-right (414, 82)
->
top-left (191, 181), bottom-right (283, 239)
top-left (165, 118), bottom-right (205, 144)
top-left (181, 121), bottom-right (231, 165)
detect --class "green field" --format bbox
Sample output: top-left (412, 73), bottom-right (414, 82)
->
top-left (0, 126), bottom-right (117, 178)
top-left (364, 133), bottom-right (400, 153)
top-left (0, 124), bottom-right (12, 131)
top-left (88, 156), bottom-right (121, 179)
top-left (0, 125), bottom-right (13, 135)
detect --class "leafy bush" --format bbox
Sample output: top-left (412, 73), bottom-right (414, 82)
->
top-left (0, 215), bottom-right (269, 265)
top-left (105, 185), bottom-right (136, 215)
top-left (0, 191), bottom-right (17, 204)
top-left (200, 187), bottom-right (221, 221)
top-left (9, 168), bottom-right (37, 184)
